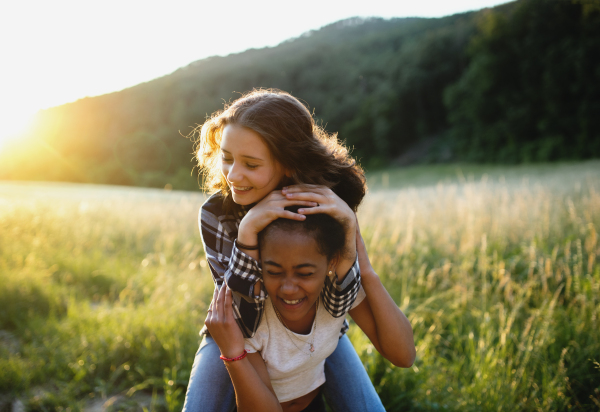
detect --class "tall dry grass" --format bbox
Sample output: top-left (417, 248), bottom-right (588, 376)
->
top-left (355, 163), bottom-right (600, 410)
top-left (1, 162), bottom-right (599, 411)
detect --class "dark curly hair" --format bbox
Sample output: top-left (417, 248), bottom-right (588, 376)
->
top-left (193, 89), bottom-right (366, 212)
top-left (258, 207), bottom-right (346, 262)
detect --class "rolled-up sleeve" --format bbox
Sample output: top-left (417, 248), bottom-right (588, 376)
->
top-left (321, 256), bottom-right (361, 318)
top-left (199, 196), bottom-right (265, 337)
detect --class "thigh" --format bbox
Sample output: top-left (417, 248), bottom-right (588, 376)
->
top-left (322, 334), bottom-right (385, 412)
top-left (182, 335), bottom-right (236, 412)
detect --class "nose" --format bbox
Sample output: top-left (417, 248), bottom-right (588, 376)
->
top-left (280, 277), bottom-right (298, 295)
top-left (226, 161), bottom-right (243, 184)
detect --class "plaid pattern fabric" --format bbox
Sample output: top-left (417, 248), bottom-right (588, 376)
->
top-left (198, 192), bottom-right (361, 338)
top-left (321, 256), bottom-right (361, 318)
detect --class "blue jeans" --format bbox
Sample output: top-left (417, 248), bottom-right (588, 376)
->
top-left (182, 334), bottom-right (385, 412)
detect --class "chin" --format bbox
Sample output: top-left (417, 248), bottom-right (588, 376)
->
top-left (231, 194), bottom-right (254, 205)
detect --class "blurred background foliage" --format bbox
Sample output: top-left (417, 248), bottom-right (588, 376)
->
top-left (0, 0), bottom-right (598, 190)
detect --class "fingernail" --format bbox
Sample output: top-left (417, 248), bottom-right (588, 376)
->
top-left (282, 187), bottom-right (288, 191)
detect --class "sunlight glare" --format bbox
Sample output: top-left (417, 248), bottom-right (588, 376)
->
top-left (0, 109), bottom-right (36, 152)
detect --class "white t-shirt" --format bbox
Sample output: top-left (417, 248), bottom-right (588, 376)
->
top-left (244, 285), bottom-right (366, 402)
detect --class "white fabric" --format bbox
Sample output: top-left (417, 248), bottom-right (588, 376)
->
top-left (244, 285), bottom-right (366, 402)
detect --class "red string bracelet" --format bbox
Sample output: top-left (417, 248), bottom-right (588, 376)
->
top-left (220, 350), bottom-right (248, 362)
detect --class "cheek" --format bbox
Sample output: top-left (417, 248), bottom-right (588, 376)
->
top-left (305, 278), bottom-right (326, 295)
top-left (262, 278), bottom-right (278, 295)
top-left (254, 170), bottom-right (278, 190)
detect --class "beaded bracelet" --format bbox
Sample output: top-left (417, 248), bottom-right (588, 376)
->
top-left (235, 239), bottom-right (259, 251)
top-left (220, 350), bottom-right (248, 362)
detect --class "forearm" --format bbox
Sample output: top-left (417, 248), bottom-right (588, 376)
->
top-left (226, 358), bottom-right (282, 412)
top-left (360, 269), bottom-right (415, 367)
top-left (237, 220), bottom-right (260, 262)
top-left (201, 205), bottom-right (261, 299)
top-left (206, 285), bottom-right (281, 411)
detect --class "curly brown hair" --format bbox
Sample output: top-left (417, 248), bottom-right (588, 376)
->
top-left (193, 89), bottom-right (366, 211)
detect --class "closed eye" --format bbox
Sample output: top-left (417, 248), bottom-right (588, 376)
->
top-left (266, 271), bottom-right (283, 276)
top-left (221, 156), bottom-right (233, 163)
top-left (298, 272), bottom-right (314, 277)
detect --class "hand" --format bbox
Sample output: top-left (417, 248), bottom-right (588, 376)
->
top-left (204, 285), bottom-right (246, 358)
top-left (237, 190), bottom-right (317, 246)
top-left (283, 184), bottom-right (357, 275)
top-left (282, 184), bottom-right (356, 230)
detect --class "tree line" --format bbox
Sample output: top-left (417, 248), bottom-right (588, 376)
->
top-left (1, 0), bottom-right (598, 190)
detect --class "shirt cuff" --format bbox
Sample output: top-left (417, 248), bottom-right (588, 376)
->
top-left (228, 243), bottom-right (267, 300)
top-left (333, 256), bottom-right (361, 290)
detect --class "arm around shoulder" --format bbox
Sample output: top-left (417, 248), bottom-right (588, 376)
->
top-left (199, 196), bottom-right (263, 299)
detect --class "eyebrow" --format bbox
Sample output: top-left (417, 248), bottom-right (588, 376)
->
top-left (263, 260), bottom-right (317, 269)
top-left (220, 148), bottom-right (264, 161)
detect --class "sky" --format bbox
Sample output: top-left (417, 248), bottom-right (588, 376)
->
top-left (0, 0), bottom-right (510, 147)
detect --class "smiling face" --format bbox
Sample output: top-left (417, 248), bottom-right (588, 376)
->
top-left (220, 124), bottom-right (287, 206)
top-left (260, 227), bottom-right (334, 334)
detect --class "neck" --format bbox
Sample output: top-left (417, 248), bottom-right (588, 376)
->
top-left (278, 299), bottom-right (318, 335)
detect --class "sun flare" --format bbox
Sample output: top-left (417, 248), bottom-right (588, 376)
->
top-left (0, 110), bottom-right (36, 152)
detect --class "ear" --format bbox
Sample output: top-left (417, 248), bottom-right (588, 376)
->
top-left (284, 168), bottom-right (293, 178)
top-left (327, 254), bottom-right (340, 276)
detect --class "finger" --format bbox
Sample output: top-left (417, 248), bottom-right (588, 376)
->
top-left (272, 198), bottom-right (319, 208)
top-left (216, 283), bottom-right (226, 322)
top-left (265, 203), bottom-right (315, 219)
top-left (208, 287), bottom-right (218, 311)
top-left (296, 205), bottom-right (329, 215)
top-left (206, 287), bottom-right (218, 322)
top-left (284, 191), bottom-right (328, 203)
top-left (224, 285), bottom-right (233, 320)
top-left (263, 189), bottom-right (321, 207)
top-left (265, 191), bottom-right (288, 201)
top-left (282, 184), bottom-right (327, 192)
top-left (283, 188), bottom-right (329, 198)
top-left (278, 210), bottom-right (307, 221)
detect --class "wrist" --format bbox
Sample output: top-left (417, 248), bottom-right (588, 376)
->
top-left (220, 344), bottom-right (247, 359)
top-left (360, 265), bottom-right (378, 278)
top-left (220, 349), bottom-right (248, 362)
top-left (237, 220), bottom-right (259, 245)
top-left (235, 239), bottom-right (259, 251)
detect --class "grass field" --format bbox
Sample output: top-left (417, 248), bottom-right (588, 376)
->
top-left (1, 161), bottom-right (599, 411)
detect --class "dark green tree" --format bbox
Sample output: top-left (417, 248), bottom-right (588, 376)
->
top-left (445, 0), bottom-right (600, 162)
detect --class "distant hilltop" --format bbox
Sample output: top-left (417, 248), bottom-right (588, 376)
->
top-left (1, 0), bottom-right (598, 190)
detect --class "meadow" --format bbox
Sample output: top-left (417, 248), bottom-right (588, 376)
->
top-left (1, 161), bottom-right (599, 411)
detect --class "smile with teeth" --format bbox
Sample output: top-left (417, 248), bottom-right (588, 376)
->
top-left (281, 297), bottom-right (305, 305)
top-left (233, 185), bottom-right (252, 191)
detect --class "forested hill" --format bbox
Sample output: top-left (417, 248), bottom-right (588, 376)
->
top-left (1, 0), bottom-right (598, 190)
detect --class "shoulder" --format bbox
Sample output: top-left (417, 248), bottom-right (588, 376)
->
top-left (201, 192), bottom-right (226, 216)
top-left (199, 193), bottom-right (225, 232)
top-left (245, 310), bottom-right (271, 352)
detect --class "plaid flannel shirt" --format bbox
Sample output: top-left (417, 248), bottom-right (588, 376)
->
top-left (199, 192), bottom-right (361, 338)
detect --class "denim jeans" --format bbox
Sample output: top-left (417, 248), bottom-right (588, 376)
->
top-left (182, 334), bottom-right (385, 412)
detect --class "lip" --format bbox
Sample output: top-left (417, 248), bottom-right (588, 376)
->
top-left (231, 185), bottom-right (252, 194)
top-left (277, 296), bottom-right (307, 311)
